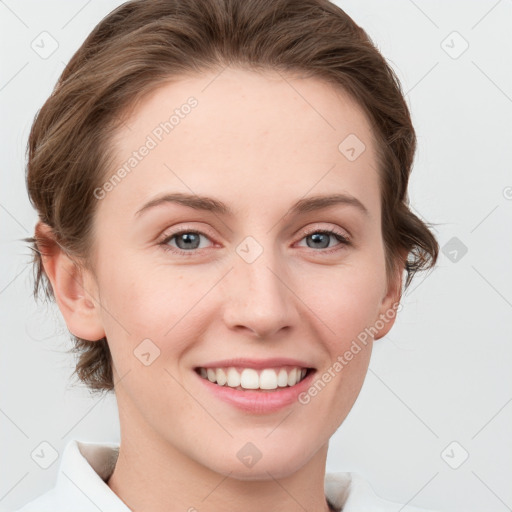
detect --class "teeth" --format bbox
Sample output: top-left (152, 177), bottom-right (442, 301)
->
top-left (198, 366), bottom-right (309, 390)
top-left (227, 367), bottom-right (241, 387)
top-left (216, 368), bottom-right (227, 386)
top-left (240, 369), bottom-right (259, 389)
top-left (259, 369), bottom-right (277, 390)
top-left (277, 368), bottom-right (289, 387)
top-left (287, 368), bottom-right (297, 386)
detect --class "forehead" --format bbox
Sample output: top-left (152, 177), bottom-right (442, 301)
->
top-left (102, 67), bottom-right (380, 219)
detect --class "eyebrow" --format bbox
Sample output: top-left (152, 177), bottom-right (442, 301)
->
top-left (134, 192), bottom-right (369, 218)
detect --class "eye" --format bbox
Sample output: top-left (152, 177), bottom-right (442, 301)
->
top-left (159, 229), bottom-right (214, 256)
top-left (296, 228), bottom-right (350, 254)
top-left (158, 226), bottom-right (351, 257)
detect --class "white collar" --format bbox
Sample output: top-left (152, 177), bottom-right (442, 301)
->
top-left (16, 439), bottom-right (438, 512)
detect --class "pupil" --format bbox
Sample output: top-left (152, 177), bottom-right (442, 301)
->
top-left (178, 233), bottom-right (199, 249)
top-left (310, 233), bottom-right (328, 248)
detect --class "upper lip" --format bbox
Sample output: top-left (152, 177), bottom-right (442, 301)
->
top-left (195, 357), bottom-right (315, 370)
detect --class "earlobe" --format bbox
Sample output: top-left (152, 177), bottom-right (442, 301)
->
top-left (35, 222), bottom-right (105, 342)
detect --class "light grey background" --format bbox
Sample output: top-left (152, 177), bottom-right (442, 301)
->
top-left (1, 1), bottom-right (511, 511)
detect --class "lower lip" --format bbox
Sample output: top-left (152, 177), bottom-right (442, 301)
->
top-left (194, 370), bottom-right (316, 414)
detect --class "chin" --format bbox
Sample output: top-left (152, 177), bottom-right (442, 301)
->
top-left (202, 442), bottom-right (317, 481)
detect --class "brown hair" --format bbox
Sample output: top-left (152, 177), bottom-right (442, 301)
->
top-left (24, 0), bottom-right (439, 395)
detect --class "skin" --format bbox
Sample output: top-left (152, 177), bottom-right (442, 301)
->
top-left (38, 67), bottom-right (403, 512)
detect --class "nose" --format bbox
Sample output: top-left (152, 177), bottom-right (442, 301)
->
top-left (221, 246), bottom-right (299, 339)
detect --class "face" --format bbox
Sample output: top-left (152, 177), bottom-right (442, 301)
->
top-left (76, 67), bottom-right (401, 479)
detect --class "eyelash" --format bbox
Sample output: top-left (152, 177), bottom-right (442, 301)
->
top-left (158, 227), bottom-right (351, 257)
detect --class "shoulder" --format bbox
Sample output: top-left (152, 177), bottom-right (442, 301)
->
top-left (12, 439), bottom-right (128, 512)
top-left (325, 471), bottom-right (441, 512)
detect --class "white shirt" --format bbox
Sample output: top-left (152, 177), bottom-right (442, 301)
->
top-left (14, 440), bottom-right (439, 512)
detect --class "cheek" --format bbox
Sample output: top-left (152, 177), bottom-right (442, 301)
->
top-left (298, 254), bottom-right (387, 342)
top-left (96, 260), bottom-right (211, 359)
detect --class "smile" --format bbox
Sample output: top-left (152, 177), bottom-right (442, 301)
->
top-left (195, 366), bottom-right (311, 391)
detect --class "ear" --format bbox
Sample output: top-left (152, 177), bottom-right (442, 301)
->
top-left (372, 249), bottom-right (407, 341)
top-left (35, 222), bottom-right (105, 342)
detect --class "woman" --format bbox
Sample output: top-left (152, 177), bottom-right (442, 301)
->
top-left (18, 0), bottom-right (439, 510)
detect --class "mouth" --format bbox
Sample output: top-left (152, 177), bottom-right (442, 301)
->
top-left (194, 365), bottom-right (315, 392)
